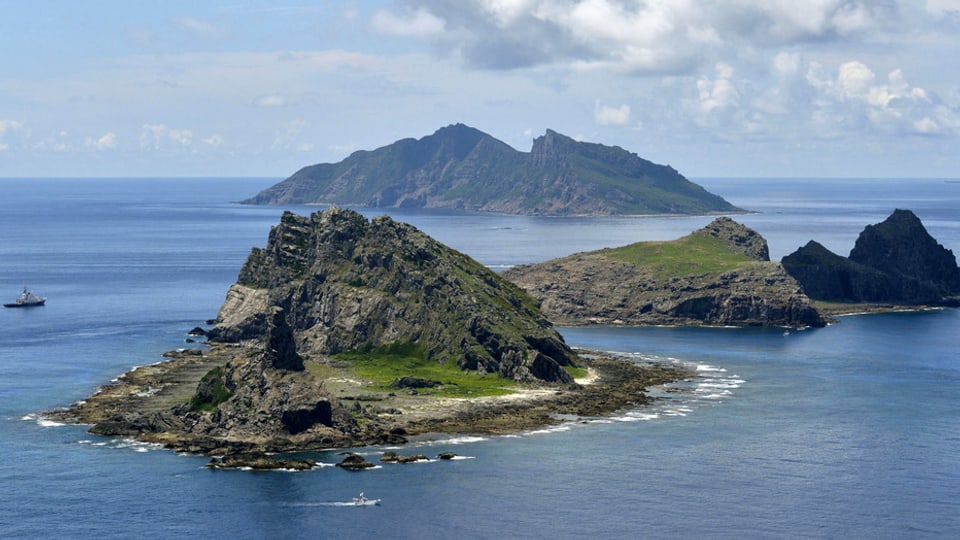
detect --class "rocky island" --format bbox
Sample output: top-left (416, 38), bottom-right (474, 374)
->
top-left (242, 124), bottom-right (741, 217)
top-left (57, 208), bottom-right (690, 464)
top-left (782, 209), bottom-right (960, 309)
top-left (504, 217), bottom-right (826, 328)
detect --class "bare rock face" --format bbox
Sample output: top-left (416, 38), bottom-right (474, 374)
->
top-left (783, 209), bottom-right (960, 305)
top-left (209, 207), bottom-right (578, 384)
top-left (699, 216), bottom-right (770, 261)
top-left (504, 218), bottom-right (825, 328)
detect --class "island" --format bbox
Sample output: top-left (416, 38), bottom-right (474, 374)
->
top-left (242, 124), bottom-right (742, 217)
top-left (503, 217), bottom-right (826, 328)
top-left (54, 208), bottom-right (691, 465)
top-left (782, 209), bottom-right (960, 311)
top-left (501, 209), bottom-right (959, 328)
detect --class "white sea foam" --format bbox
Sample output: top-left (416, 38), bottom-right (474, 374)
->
top-left (526, 425), bottom-right (572, 436)
top-left (611, 412), bottom-right (660, 422)
top-left (21, 413), bottom-right (66, 427)
top-left (420, 435), bottom-right (488, 446)
top-left (696, 364), bottom-right (727, 373)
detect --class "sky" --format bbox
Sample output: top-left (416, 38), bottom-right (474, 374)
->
top-left (2, 0), bottom-right (960, 179)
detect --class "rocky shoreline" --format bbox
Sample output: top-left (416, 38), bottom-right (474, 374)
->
top-left (50, 345), bottom-right (692, 464)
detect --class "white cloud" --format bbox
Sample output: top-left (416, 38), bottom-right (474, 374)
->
top-left (0, 119), bottom-right (23, 135)
top-left (697, 62), bottom-right (739, 113)
top-left (838, 61), bottom-right (876, 99)
top-left (804, 60), bottom-right (954, 136)
top-left (203, 134), bottom-right (224, 147)
top-left (177, 16), bottom-right (226, 38)
top-left (594, 101), bottom-right (631, 126)
top-left (773, 52), bottom-right (801, 77)
top-left (914, 116), bottom-right (940, 133)
top-left (85, 132), bottom-right (117, 150)
top-left (253, 94), bottom-right (288, 107)
top-left (926, 0), bottom-right (960, 14)
top-left (271, 119), bottom-right (308, 151)
top-left (371, 7), bottom-right (446, 37)
top-left (397, 0), bottom-right (895, 73)
top-left (0, 120), bottom-right (25, 151)
top-left (140, 124), bottom-right (193, 150)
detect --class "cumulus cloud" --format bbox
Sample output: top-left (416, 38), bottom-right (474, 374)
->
top-left (140, 124), bottom-right (193, 150)
top-left (697, 63), bottom-right (739, 113)
top-left (386, 0), bottom-right (894, 73)
top-left (595, 101), bottom-right (631, 126)
top-left (203, 134), bottom-right (224, 147)
top-left (0, 119), bottom-right (24, 150)
top-left (253, 94), bottom-right (288, 107)
top-left (371, 6), bottom-right (447, 37)
top-left (85, 132), bottom-right (117, 150)
top-left (800, 60), bottom-right (956, 136)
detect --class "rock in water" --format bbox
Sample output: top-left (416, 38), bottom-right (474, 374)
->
top-left (783, 209), bottom-right (960, 305)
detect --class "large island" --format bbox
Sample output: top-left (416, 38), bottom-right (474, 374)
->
top-left (56, 208), bottom-right (691, 464)
top-left (243, 124), bottom-right (741, 217)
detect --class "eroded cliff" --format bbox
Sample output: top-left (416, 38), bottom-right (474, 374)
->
top-left (504, 217), bottom-right (825, 328)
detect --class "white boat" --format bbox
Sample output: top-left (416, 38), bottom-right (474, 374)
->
top-left (352, 492), bottom-right (381, 506)
top-left (4, 287), bottom-right (46, 308)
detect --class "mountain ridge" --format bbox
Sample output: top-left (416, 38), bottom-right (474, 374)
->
top-left (243, 124), bottom-right (741, 216)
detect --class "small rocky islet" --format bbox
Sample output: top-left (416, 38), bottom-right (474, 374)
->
top-left (54, 206), bottom-right (959, 469)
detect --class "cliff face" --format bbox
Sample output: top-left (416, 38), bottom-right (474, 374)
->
top-left (242, 124), bottom-right (741, 216)
top-left (208, 207), bottom-right (578, 383)
top-left (503, 218), bottom-right (825, 328)
top-left (783, 209), bottom-right (960, 305)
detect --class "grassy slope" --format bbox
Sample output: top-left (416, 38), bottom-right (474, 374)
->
top-left (601, 232), bottom-right (755, 279)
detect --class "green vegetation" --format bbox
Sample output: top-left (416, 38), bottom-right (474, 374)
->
top-left (243, 124), bottom-right (740, 216)
top-left (189, 366), bottom-right (233, 413)
top-left (333, 341), bottom-right (518, 398)
top-left (563, 365), bottom-right (589, 380)
top-left (603, 232), bottom-right (755, 279)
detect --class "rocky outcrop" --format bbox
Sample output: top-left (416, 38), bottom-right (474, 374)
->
top-left (208, 207), bottom-right (578, 384)
top-left (72, 207), bottom-right (584, 456)
top-left (181, 207), bottom-right (584, 448)
top-left (242, 124), bottom-right (741, 216)
top-left (207, 454), bottom-right (317, 470)
top-left (783, 209), bottom-right (960, 305)
top-left (504, 218), bottom-right (825, 328)
top-left (335, 454), bottom-right (376, 470)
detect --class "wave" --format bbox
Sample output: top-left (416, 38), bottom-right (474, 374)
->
top-left (77, 437), bottom-right (165, 453)
top-left (526, 425), bottom-right (572, 436)
top-left (21, 413), bottom-right (66, 427)
top-left (413, 435), bottom-right (488, 446)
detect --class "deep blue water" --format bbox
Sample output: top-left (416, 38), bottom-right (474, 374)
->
top-left (1, 177), bottom-right (958, 538)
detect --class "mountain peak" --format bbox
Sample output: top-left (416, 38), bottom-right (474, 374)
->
top-left (243, 125), bottom-right (741, 216)
top-left (213, 207), bottom-right (578, 383)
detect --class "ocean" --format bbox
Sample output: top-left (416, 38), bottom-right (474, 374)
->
top-left (1, 177), bottom-right (958, 539)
